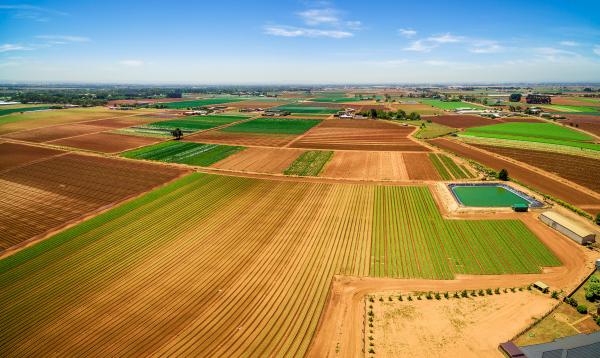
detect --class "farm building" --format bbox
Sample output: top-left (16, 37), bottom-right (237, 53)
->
top-left (539, 211), bottom-right (596, 245)
top-left (519, 331), bottom-right (600, 358)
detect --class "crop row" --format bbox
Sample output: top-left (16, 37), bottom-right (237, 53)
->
top-left (122, 141), bottom-right (243, 166)
top-left (283, 150), bottom-right (333, 176)
top-left (428, 153), bottom-right (471, 180)
top-left (222, 117), bottom-right (322, 135)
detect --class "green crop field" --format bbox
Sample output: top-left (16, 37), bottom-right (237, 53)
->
top-left (122, 141), bottom-right (243, 166)
top-left (221, 117), bottom-right (321, 135)
top-left (309, 97), bottom-right (354, 103)
top-left (419, 99), bottom-right (487, 110)
top-left (273, 105), bottom-right (339, 114)
top-left (462, 122), bottom-right (600, 151)
top-left (0, 173), bottom-right (559, 356)
top-left (0, 105), bottom-right (51, 116)
top-left (284, 150), bottom-right (333, 176)
top-left (145, 115), bottom-right (247, 132)
top-left (160, 98), bottom-right (244, 108)
top-left (540, 104), bottom-right (600, 113)
top-left (429, 153), bottom-right (471, 180)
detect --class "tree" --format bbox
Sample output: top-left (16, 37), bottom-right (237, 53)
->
top-left (577, 305), bottom-right (588, 314)
top-left (369, 108), bottom-right (378, 119)
top-left (171, 128), bottom-right (183, 140)
top-left (498, 169), bottom-right (509, 181)
top-left (595, 213), bottom-right (600, 226)
top-left (407, 112), bottom-right (420, 121)
top-left (509, 93), bottom-right (522, 102)
top-left (396, 109), bottom-right (406, 119)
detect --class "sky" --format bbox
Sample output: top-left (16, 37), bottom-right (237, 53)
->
top-left (0, 0), bottom-right (599, 84)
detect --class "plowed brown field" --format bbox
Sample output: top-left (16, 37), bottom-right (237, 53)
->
top-left (49, 132), bottom-right (162, 153)
top-left (211, 147), bottom-right (304, 174)
top-left (3, 124), bottom-right (110, 143)
top-left (321, 151), bottom-right (408, 180)
top-left (0, 153), bottom-right (184, 250)
top-left (430, 139), bottom-right (600, 213)
top-left (562, 115), bottom-right (600, 136)
top-left (185, 131), bottom-right (296, 147)
top-left (0, 142), bottom-right (64, 172)
top-left (291, 119), bottom-right (428, 151)
top-left (425, 115), bottom-right (503, 128)
top-left (80, 116), bottom-right (159, 128)
top-left (471, 144), bottom-right (600, 194)
top-left (402, 153), bottom-right (441, 180)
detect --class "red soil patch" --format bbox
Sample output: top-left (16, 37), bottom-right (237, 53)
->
top-left (403, 153), bottom-right (441, 180)
top-left (291, 119), bottom-right (428, 151)
top-left (561, 115), bottom-right (600, 137)
top-left (552, 96), bottom-right (600, 106)
top-left (429, 139), bottom-right (600, 209)
top-left (424, 115), bottom-right (502, 129)
top-left (185, 131), bottom-right (296, 147)
top-left (49, 132), bottom-right (162, 153)
top-left (81, 116), bottom-right (159, 128)
top-left (3, 124), bottom-right (110, 143)
top-left (0, 142), bottom-right (64, 172)
top-left (321, 151), bottom-right (409, 180)
top-left (0, 153), bottom-right (185, 250)
top-left (471, 144), bottom-right (600, 194)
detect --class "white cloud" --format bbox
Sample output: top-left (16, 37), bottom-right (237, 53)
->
top-left (560, 41), bottom-right (579, 47)
top-left (404, 40), bottom-right (435, 52)
top-left (428, 33), bottom-right (463, 43)
top-left (36, 35), bottom-right (91, 43)
top-left (0, 44), bottom-right (32, 53)
top-left (593, 46), bottom-right (600, 56)
top-left (264, 26), bottom-right (352, 38)
top-left (345, 20), bottom-right (362, 30)
top-left (119, 60), bottom-right (144, 67)
top-left (469, 43), bottom-right (504, 54)
top-left (398, 28), bottom-right (417, 38)
top-left (297, 8), bottom-right (339, 26)
top-left (534, 47), bottom-right (579, 61)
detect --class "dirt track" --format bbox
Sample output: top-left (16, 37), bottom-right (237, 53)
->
top-left (308, 212), bottom-right (596, 357)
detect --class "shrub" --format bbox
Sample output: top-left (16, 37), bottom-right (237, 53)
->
top-left (368, 348), bottom-right (375, 354)
top-left (444, 292), bottom-right (449, 299)
top-left (435, 293), bottom-right (441, 300)
top-left (369, 296), bottom-right (375, 303)
top-left (471, 290), bottom-right (477, 297)
top-left (498, 169), bottom-right (509, 181)
top-left (596, 316), bottom-right (600, 326)
top-left (417, 295), bottom-right (422, 300)
top-left (379, 297), bottom-right (384, 302)
top-left (527, 285), bottom-right (532, 291)
top-left (486, 288), bottom-right (493, 295)
top-left (478, 289), bottom-right (485, 296)
top-left (494, 288), bottom-right (500, 294)
top-left (408, 296), bottom-right (413, 301)
top-left (595, 213), bottom-right (600, 226)
top-left (551, 291), bottom-right (559, 299)
top-left (453, 292), bottom-right (459, 298)
top-left (461, 290), bottom-right (468, 298)
top-left (368, 336), bottom-right (374, 341)
top-left (564, 297), bottom-right (578, 307)
top-left (398, 295), bottom-right (403, 301)
top-left (426, 292), bottom-right (433, 300)
top-left (577, 305), bottom-right (588, 314)
top-left (388, 296), bottom-right (393, 301)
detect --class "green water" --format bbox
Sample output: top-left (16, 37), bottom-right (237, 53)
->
top-left (452, 186), bottom-right (530, 207)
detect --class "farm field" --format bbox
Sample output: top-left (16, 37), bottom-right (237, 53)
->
top-left (471, 144), bottom-right (600, 194)
top-left (418, 99), bottom-right (487, 110)
top-left (390, 103), bottom-right (444, 115)
top-left (145, 115), bottom-right (248, 132)
top-left (123, 141), bottom-right (243, 166)
top-left (291, 119), bottom-right (428, 151)
top-left (562, 114), bottom-right (600, 136)
top-left (429, 139), bottom-right (600, 214)
top-left (308, 97), bottom-right (354, 103)
top-left (369, 291), bottom-right (555, 358)
top-left (185, 130), bottom-right (296, 147)
top-left (49, 132), bottom-right (162, 153)
top-left (212, 147), bottom-right (304, 174)
top-left (424, 114), bottom-right (503, 129)
top-left (402, 153), bottom-right (441, 180)
top-left (224, 100), bottom-right (289, 109)
top-left (0, 142), bottom-right (64, 172)
top-left (552, 96), bottom-right (600, 106)
top-left (221, 117), bottom-right (321, 135)
top-left (429, 153), bottom-right (472, 180)
top-left (0, 173), bottom-right (560, 356)
top-left (0, 105), bottom-right (51, 117)
top-left (321, 151), bottom-right (408, 180)
top-left (283, 150), bottom-right (332, 176)
top-left (0, 151), bottom-right (184, 250)
top-left (273, 105), bottom-right (339, 114)
top-left (540, 104), bottom-right (600, 113)
top-left (0, 107), bottom-right (147, 135)
top-left (414, 121), bottom-right (456, 139)
top-left (462, 122), bottom-right (600, 151)
top-left (159, 98), bottom-right (244, 108)
top-left (3, 123), bottom-right (113, 143)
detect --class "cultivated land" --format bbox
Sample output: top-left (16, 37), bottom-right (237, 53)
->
top-left (292, 119), bottom-right (428, 151)
top-left (145, 114), bottom-right (248, 132)
top-left (462, 122), bottom-right (599, 151)
top-left (321, 152), bottom-right (408, 181)
top-left (122, 141), bottom-right (244, 167)
top-left (562, 114), bottom-right (600, 136)
top-left (0, 142), bottom-right (63, 171)
top-left (284, 150), bottom-right (332, 176)
top-left (273, 105), bottom-right (339, 114)
top-left (429, 153), bottom-right (472, 180)
top-left (430, 139), bottom-right (600, 214)
top-left (159, 98), bottom-right (244, 108)
top-left (0, 105), bottom-right (51, 116)
top-left (402, 153), bottom-right (441, 180)
top-left (425, 114), bottom-right (503, 129)
top-left (418, 99), bottom-right (487, 110)
top-left (185, 131), bottom-right (297, 147)
top-left (369, 291), bottom-right (555, 357)
top-left (220, 117), bottom-right (322, 135)
top-left (212, 147), bottom-right (305, 174)
top-left (471, 144), bottom-right (600, 194)
top-left (49, 132), bottom-right (162, 153)
top-left (0, 173), bottom-right (562, 357)
top-left (0, 151), bottom-right (184, 250)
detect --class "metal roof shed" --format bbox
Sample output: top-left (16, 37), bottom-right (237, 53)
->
top-left (539, 211), bottom-right (596, 245)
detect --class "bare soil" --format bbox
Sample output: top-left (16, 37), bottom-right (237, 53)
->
top-left (185, 131), bottom-right (297, 147)
top-left (3, 124), bottom-right (111, 143)
top-left (403, 153), bottom-right (441, 180)
top-left (211, 147), bottom-right (304, 174)
top-left (0, 142), bottom-right (64, 172)
top-left (562, 115), bottom-right (600, 137)
top-left (49, 132), bottom-right (162, 153)
top-left (321, 151), bottom-right (408, 181)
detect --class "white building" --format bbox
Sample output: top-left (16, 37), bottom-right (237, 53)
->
top-left (539, 211), bottom-right (596, 245)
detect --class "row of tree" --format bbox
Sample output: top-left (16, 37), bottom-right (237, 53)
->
top-left (358, 108), bottom-right (421, 120)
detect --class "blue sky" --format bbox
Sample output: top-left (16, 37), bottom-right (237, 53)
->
top-left (0, 0), bottom-right (599, 84)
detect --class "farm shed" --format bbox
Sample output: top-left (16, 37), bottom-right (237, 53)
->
top-left (519, 331), bottom-right (600, 358)
top-left (499, 341), bottom-right (525, 357)
top-left (533, 281), bottom-right (549, 293)
top-left (512, 203), bottom-right (529, 212)
top-left (539, 211), bottom-right (596, 245)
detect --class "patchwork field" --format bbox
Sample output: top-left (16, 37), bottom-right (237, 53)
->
top-left (562, 114), bottom-right (600, 136)
top-left (0, 142), bottom-right (63, 172)
top-left (185, 131), bottom-right (296, 147)
top-left (49, 132), bottom-right (162, 153)
top-left (419, 99), bottom-right (487, 110)
top-left (403, 153), bottom-right (441, 180)
top-left (3, 123), bottom-right (112, 143)
top-left (430, 139), bottom-right (600, 214)
top-left (390, 103), bottom-right (444, 115)
top-left (429, 153), bottom-right (473, 180)
top-left (273, 105), bottom-right (339, 114)
top-left (425, 115), bottom-right (503, 129)
top-left (159, 98), bottom-right (244, 108)
top-left (283, 150), bottom-right (332, 176)
top-left (0, 151), bottom-right (184, 250)
top-left (123, 141), bottom-right (243, 166)
top-left (291, 119), bottom-right (428, 151)
top-left (462, 122), bottom-right (599, 151)
top-left (471, 144), bottom-right (600, 194)
top-left (144, 115), bottom-right (248, 132)
top-left (0, 108), bottom-right (146, 135)
top-left (212, 147), bottom-right (304, 174)
top-left (221, 117), bottom-right (321, 135)
top-left (321, 152), bottom-right (408, 181)
top-left (540, 104), bottom-right (600, 113)
top-left (0, 173), bottom-right (560, 356)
